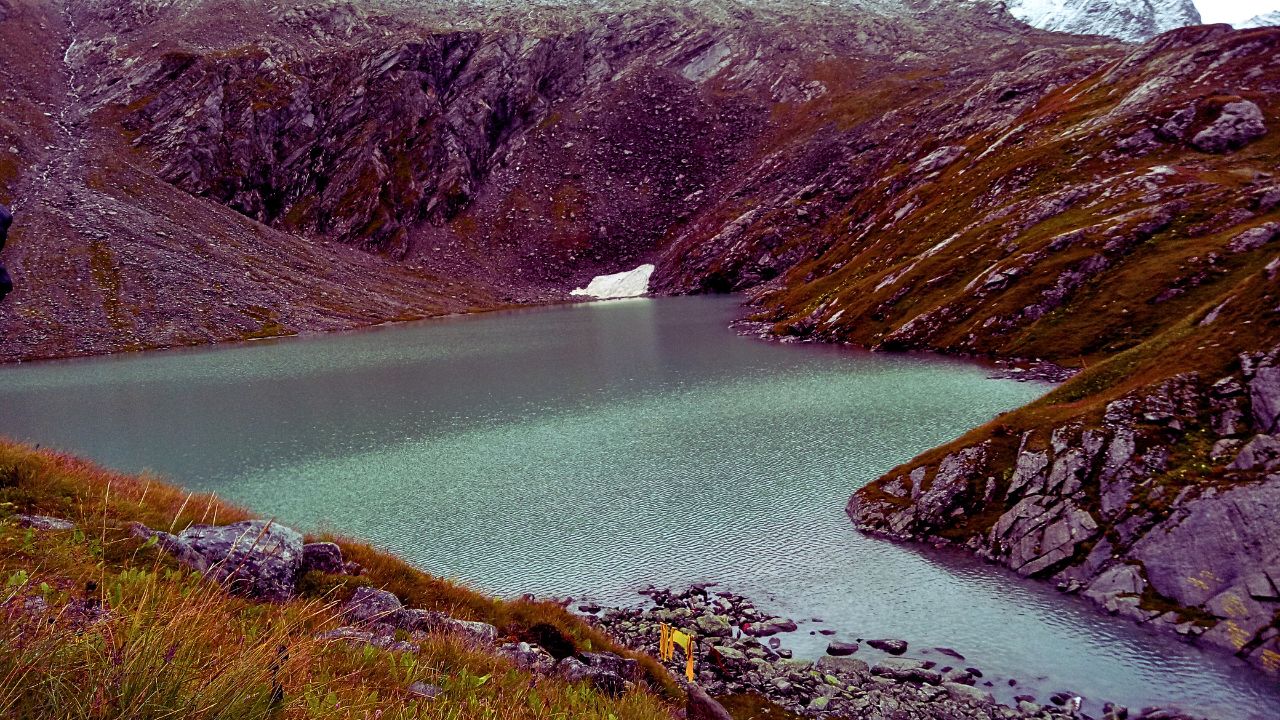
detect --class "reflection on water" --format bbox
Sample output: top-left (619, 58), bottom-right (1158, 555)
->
top-left (0, 297), bottom-right (1275, 718)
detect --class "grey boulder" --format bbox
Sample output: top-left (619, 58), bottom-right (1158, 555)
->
top-left (179, 520), bottom-right (304, 601)
top-left (1192, 100), bottom-right (1267, 153)
top-left (871, 657), bottom-right (942, 685)
top-left (826, 641), bottom-right (859, 656)
top-left (557, 656), bottom-right (628, 695)
top-left (302, 542), bottom-right (345, 574)
top-left (344, 586), bottom-right (416, 629)
top-left (128, 522), bottom-right (209, 572)
top-left (867, 638), bottom-right (909, 655)
top-left (1229, 435), bottom-right (1280, 472)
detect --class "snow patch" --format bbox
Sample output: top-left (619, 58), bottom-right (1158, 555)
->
top-left (570, 264), bottom-right (655, 300)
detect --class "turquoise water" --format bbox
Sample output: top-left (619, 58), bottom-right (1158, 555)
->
top-left (0, 296), bottom-right (1274, 718)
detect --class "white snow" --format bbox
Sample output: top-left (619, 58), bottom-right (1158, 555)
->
top-left (1238, 9), bottom-right (1280, 26)
top-left (1006, 0), bottom-right (1203, 41)
top-left (570, 264), bottom-right (655, 300)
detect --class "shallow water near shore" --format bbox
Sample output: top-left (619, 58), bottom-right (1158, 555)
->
top-left (1, 296), bottom-right (1276, 718)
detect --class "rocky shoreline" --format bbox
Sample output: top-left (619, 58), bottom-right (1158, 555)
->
top-left (582, 585), bottom-right (1208, 720)
top-left (849, 348), bottom-right (1280, 679)
top-left (28, 507), bottom-right (1216, 719)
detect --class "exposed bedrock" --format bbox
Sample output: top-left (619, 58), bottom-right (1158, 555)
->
top-left (850, 349), bottom-right (1280, 675)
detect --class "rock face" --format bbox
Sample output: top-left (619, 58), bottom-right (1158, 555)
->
top-left (1004, 0), bottom-right (1202, 42)
top-left (850, 350), bottom-right (1280, 676)
top-left (178, 520), bottom-right (305, 601)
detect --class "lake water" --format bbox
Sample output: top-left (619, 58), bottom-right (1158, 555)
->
top-left (0, 296), bottom-right (1275, 718)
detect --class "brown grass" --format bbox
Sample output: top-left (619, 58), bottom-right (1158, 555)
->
top-left (0, 439), bottom-right (680, 719)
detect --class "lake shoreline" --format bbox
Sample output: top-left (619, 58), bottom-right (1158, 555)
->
top-left (584, 585), bottom-right (1212, 720)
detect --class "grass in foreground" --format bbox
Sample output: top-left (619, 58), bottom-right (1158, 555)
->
top-left (0, 439), bottom-right (679, 719)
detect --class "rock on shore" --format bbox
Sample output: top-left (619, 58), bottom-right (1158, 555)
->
top-left (592, 586), bottom-right (1120, 720)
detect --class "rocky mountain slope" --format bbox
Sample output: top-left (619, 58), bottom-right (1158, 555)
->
top-left (1, 0), bottom-right (1278, 685)
top-left (1004, 0), bottom-right (1202, 41)
top-left (1240, 10), bottom-right (1280, 28)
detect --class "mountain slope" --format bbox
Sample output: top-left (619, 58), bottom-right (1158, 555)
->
top-left (0, 0), bottom-right (1078, 362)
top-left (1240, 10), bottom-right (1280, 28)
top-left (1005, 0), bottom-right (1203, 41)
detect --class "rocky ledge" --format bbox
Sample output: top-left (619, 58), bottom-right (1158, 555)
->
top-left (588, 586), bottom-right (1202, 720)
top-left (849, 348), bottom-right (1280, 677)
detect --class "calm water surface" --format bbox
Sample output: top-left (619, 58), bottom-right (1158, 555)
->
top-left (0, 297), bottom-right (1275, 718)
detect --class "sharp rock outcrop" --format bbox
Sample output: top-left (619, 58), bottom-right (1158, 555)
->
top-left (850, 347), bottom-right (1280, 676)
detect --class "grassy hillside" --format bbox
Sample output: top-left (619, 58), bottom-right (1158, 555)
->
top-left (0, 439), bottom-right (679, 719)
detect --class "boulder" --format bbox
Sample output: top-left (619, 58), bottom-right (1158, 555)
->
top-left (1229, 435), bottom-right (1280, 471)
top-left (826, 641), bottom-right (859, 656)
top-left (945, 682), bottom-right (994, 704)
top-left (317, 626), bottom-right (416, 653)
top-left (694, 613), bottom-right (733, 638)
top-left (1083, 564), bottom-right (1146, 604)
top-left (742, 617), bottom-right (797, 636)
top-left (867, 638), bottom-right (909, 655)
top-left (407, 681), bottom-right (443, 699)
top-left (344, 586), bottom-right (415, 629)
top-left (178, 520), bottom-right (304, 601)
top-left (912, 145), bottom-right (965, 174)
top-left (1250, 366), bottom-right (1280, 433)
top-left (557, 657), bottom-right (628, 695)
top-left (687, 684), bottom-right (734, 720)
top-left (128, 522), bottom-right (209, 572)
top-left (1199, 585), bottom-right (1276, 652)
top-left (302, 542), bottom-right (345, 574)
top-left (578, 651), bottom-right (639, 681)
top-left (1226, 223), bottom-right (1280, 254)
top-left (816, 655), bottom-right (870, 676)
top-left (871, 657), bottom-right (942, 684)
top-left (432, 616), bottom-right (499, 645)
top-left (1243, 571), bottom-right (1280, 600)
top-left (1191, 100), bottom-right (1267, 153)
top-left (497, 642), bottom-right (558, 674)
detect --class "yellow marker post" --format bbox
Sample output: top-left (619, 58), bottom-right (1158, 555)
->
top-left (658, 623), bottom-right (696, 681)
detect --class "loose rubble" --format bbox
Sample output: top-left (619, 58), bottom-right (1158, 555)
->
top-left (587, 585), bottom-right (1207, 720)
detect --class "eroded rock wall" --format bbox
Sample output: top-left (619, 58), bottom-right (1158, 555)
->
top-left (850, 350), bottom-right (1280, 675)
